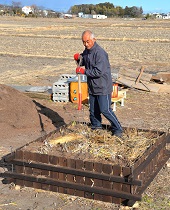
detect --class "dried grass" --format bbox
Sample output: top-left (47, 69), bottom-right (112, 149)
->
top-left (39, 122), bottom-right (160, 167)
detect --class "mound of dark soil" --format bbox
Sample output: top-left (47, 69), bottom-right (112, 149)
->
top-left (0, 84), bottom-right (42, 148)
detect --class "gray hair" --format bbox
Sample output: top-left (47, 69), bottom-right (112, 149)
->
top-left (82, 30), bottom-right (95, 39)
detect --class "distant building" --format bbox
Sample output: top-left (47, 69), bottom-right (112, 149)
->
top-left (63, 14), bottom-right (73, 19)
top-left (92, 14), bottom-right (107, 19)
top-left (82, 14), bottom-right (93, 18)
top-left (78, 12), bottom-right (83, 17)
top-left (156, 14), bottom-right (162, 19)
top-left (162, 13), bottom-right (170, 19)
top-left (79, 13), bottom-right (107, 19)
top-left (155, 12), bottom-right (170, 19)
top-left (22, 6), bottom-right (33, 15)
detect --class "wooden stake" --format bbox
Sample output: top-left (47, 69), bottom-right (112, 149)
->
top-left (135, 66), bottom-right (144, 84)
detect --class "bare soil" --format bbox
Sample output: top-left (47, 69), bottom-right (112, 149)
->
top-left (0, 16), bottom-right (170, 210)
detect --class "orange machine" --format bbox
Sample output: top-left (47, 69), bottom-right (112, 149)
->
top-left (70, 82), bottom-right (88, 104)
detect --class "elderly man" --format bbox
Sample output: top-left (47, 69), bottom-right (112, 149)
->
top-left (74, 30), bottom-right (123, 137)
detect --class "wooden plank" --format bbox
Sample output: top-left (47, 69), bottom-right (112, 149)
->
top-left (117, 77), bottom-right (160, 92)
top-left (49, 155), bottom-right (59, 192)
top-left (32, 153), bottom-right (42, 176)
top-left (135, 66), bottom-right (144, 84)
top-left (122, 167), bottom-right (131, 203)
top-left (67, 158), bottom-right (76, 195)
top-left (132, 138), bottom-right (167, 179)
top-left (121, 167), bottom-right (133, 206)
top-left (11, 159), bottom-right (142, 186)
top-left (75, 159), bottom-right (84, 197)
top-left (112, 165), bottom-right (122, 204)
top-left (102, 164), bottom-right (113, 202)
top-left (93, 162), bottom-right (103, 201)
top-left (58, 157), bottom-right (67, 194)
top-left (23, 151), bottom-right (33, 187)
top-left (118, 77), bottom-right (157, 91)
top-left (41, 154), bottom-right (49, 176)
top-left (134, 133), bottom-right (166, 169)
top-left (153, 84), bottom-right (170, 93)
top-left (84, 161), bottom-right (94, 200)
top-left (119, 68), bottom-right (152, 82)
top-left (3, 171), bottom-right (142, 202)
top-left (15, 150), bottom-right (24, 186)
top-left (41, 154), bottom-right (50, 191)
top-left (32, 153), bottom-right (42, 189)
top-left (41, 182), bottom-right (50, 191)
top-left (136, 153), bottom-right (170, 195)
top-left (15, 178), bottom-right (24, 187)
top-left (15, 150), bottom-right (24, 174)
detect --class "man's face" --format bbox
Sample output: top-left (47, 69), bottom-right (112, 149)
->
top-left (82, 33), bottom-right (95, 49)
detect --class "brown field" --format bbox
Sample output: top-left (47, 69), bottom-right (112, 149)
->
top-left (0, 16), bottom-right (170, 210)
top-left (0, 16), bottom-right (170, 86)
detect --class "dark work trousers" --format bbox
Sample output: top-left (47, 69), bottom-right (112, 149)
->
top-left (89, 94), bottom-right (122, 133)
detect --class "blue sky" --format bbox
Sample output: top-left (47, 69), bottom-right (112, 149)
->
top-left (0, 0), bottom-right (170, 13)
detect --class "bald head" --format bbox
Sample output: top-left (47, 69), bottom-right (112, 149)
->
top-left (82, 30), bottom-right (95, 39)
top-left (82, 30), bottom-right (96, 49)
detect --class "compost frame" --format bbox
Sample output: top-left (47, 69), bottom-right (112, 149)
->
top-left (1, 124), bottom-right (170, 207)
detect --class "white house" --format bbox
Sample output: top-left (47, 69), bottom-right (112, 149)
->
top-left (82, 14), bottom-right (93, 18)
top-left (78, 12), bottom-right (83, 17)
top-left (92, 14), bottom-right (107, 19)
top-left (155, 12), bottom-right (170, 19)
top-left (43, 10), bottom-right (48, 17)
top-left (156, 14), bottom-right (162, 19)
top-left (22, 6), bottom-right (33, 15)
top-left (79, 13), bottom-right (107, 19)
top-left (63, 14), bottom-right (73, 19)
top-left (162, 13), bottom-right (170, 19)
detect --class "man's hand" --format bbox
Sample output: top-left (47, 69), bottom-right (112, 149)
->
top-left (74, 53), bottom-right (80, 61)
top-left (76, 67), bottom-right (85, 74)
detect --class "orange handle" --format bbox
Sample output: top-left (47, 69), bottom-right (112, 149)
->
top-left (76, 56), bottom-right (83, 110)
top-left (78, 74), bottom-right (82, 110)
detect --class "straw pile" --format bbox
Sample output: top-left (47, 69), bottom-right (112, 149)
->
top-left (38, 122), bottom-right (161, 167)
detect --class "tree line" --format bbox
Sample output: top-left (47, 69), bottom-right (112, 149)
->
top-left (0, 2), bottom-right (60, 17)
top-left (71, 2), bottom-right (143, 18)
top-left (0, 1), bottom-right (143, 18)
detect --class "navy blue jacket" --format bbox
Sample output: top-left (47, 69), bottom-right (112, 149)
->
top-left (81, 42), bottom-right (113, 95)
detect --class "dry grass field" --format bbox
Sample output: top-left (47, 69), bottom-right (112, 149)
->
top-left (0, 16), bottom-right (170, 210)
top-left (0, 16), bottom-right (170, 86)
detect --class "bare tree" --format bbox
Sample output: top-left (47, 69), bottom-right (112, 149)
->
top-left (12, 1), bottom-right (22, 8)
top-left (31, 4), bottom-right (38, 13)
top-left (12, 1), bottom-right (22, 15)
